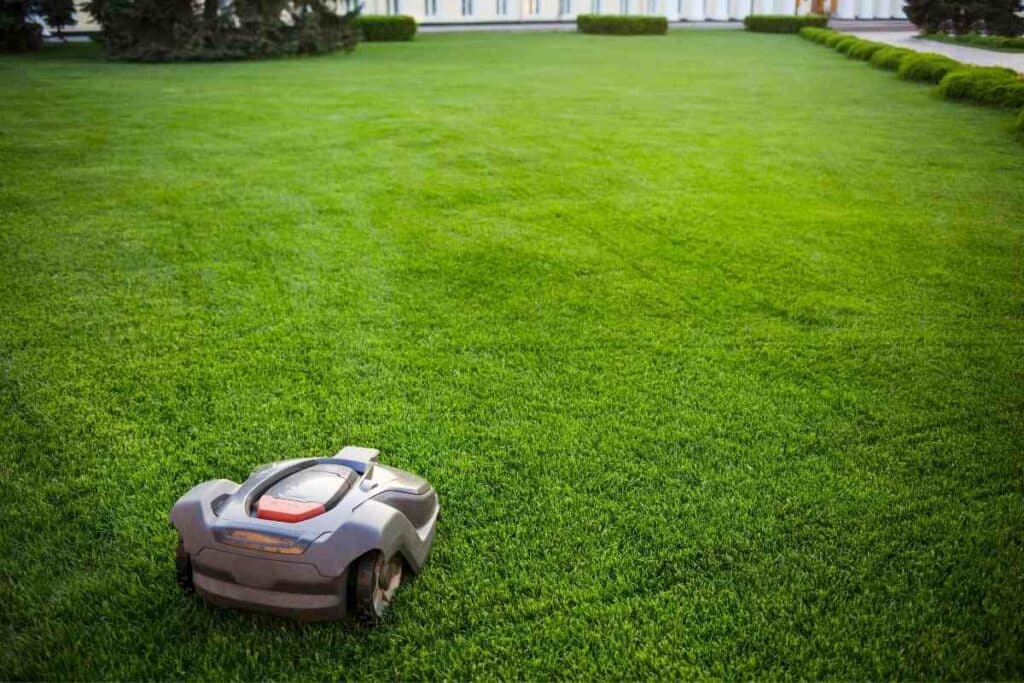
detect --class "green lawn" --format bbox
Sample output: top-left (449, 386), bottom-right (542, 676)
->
top-left (2, 31), bottom-right (1023, 680)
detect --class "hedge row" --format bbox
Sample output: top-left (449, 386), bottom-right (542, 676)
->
top-left (870, 45), bottom-right (914, 70)
top-left (897, 52), bottom-right (962, 83)
top-left (357, 15), bottom-right (417, 41)
top-left (937, 66), bottom-right (1024, 108)
top-left (798, 27), bottom-right (1024, 130)
top-left (743, 14), bottom-right (828, 33)
top-left (1017, 109), bottom-right (1024, 134)
top-left (576, 14), bottom-right (668, 34)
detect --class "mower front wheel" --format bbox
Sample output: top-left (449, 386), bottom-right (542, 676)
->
top-left (175, 537), bottom-right (194, 594)
top-left (353, 551), bottom-right (402, 626)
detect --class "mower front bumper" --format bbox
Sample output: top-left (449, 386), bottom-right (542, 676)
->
top-left (192, 547), bottom-right (349, 621)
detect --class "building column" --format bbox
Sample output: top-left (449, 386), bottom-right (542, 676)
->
top-left (729, 0), bottom-right (751, 18)
top-left (835, 0), bottom-right (854, 16)
top-left (856, 0), bottom-right (872, 17)
top-left (708, 0), bottom-right (729, 19)
top-left (889, 0), bottom-right (905, 17)
top-left (872, 0), bottom-right (889, 17)
top-left (682, 0), bottom-right (705, 19)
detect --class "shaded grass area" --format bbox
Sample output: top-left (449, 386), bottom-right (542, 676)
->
top-left (1, 33), bottom-right (1023, 680)
top-left (920, 32), bottom-right (1024, 53)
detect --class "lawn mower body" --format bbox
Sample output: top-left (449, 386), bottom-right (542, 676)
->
top-left (170, 446), bottom-right (438, 622)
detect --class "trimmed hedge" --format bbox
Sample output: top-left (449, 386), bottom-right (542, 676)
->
top-left (797, 21), bottom-right (1024, 142)
top-left (798, 26), bottom-right (833, 43)
top-left (357, 15), bottom-right (417, 41)
top-left (846, 40), bottom-right (886, 60)
top-left (576, 14), bottom-right (667, 35)
top-left (869, 45), bottom-right (913, 70)
top-left (897, 52), bottom-right (963, 83)
top-left (834, 35), bottom-right (862, 54)
top-left (823, 31), bottom-right (849, 47)
top-left (744, 14), bottom-right (828, 33)
top-left (937, 66), bottom-right (1024, 108)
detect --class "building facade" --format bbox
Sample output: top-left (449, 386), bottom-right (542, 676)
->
top-left (359, 0), bottom-right (906, 22)
top-left (64, 0), bottom-right (904, 33)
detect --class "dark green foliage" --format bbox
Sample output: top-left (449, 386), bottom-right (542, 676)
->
top-left (904, 0), bottom-right (1023, 36)
top-left (357, 14), bottom-right (416, 41)
top-left (40, 0), bottom-right (73, 33)
top-left (869, 45), bottom-right (913, 69)
top-left (834, 35), bottom-right (862, 53)
top-left (798, 26), bottom-right (833, 42)
top-left (823, 30), bottom-right (849, 47)
top-left (1016, 108), bottom-right (1024, 132)
top-left (743, 13), bottom-right (828, 32)
top-left (897, 51), bottom-right (963, 82)
top-left (937, 65), bottom-right (1024, 107)
top-left (576, 14), bottom-right (667, 34)
top-left (1, 0), bottom-right (74, 52)
top-left (1, 2), bottom-right (42, 52)
top-left (846, 39), bottom-right (886, 59)
top-left (84, 0), bottom-right (358, 61)
top-left (923, 31), bottom-right (1024, 50)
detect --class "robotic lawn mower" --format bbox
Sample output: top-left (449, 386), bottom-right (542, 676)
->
top-left (170, 446), bottom-right (439, 624)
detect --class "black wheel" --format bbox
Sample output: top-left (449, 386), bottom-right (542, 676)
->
top-left (175, 537), bottom-right (194, 594)
top-left (353, 551), bottom-right (403, 626)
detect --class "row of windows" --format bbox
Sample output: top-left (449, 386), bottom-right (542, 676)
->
top-left (412, 0), bottom-right (660, 14)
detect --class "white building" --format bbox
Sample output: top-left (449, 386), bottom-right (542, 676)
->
top-left (361, 0), bottom-right (905, 22)
top-left (64, 0), bottom-right (904, 33)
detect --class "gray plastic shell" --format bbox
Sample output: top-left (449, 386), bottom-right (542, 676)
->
top-left (169, 446), bottom-right (439, 621)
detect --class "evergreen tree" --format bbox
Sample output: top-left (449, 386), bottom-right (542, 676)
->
top-left (84, 0), bottom-right (358, 61)
top-left (1, 0), bottom-right (76, 52)
top-left (904, 0), bottom-right (1023, 35)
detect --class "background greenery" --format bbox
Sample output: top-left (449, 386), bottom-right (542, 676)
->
top-left (1, 30), bottom-right (1022, 680)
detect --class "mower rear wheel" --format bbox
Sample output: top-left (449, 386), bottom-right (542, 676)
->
top-left (175, 537), bottom-right (194, 594)
top-left (353, 551), bottom-right (402, 626)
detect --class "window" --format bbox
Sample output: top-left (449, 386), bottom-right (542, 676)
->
top-left (497, 0), bottom-right (508, 12)
top-left (528, 0), bottom-right (541, 12)
top-left (425, 0), bottom-right (437, 14)
top-left (559, 0), bottom-right (570, 12)
top-left (591, 0), bottom-right (600, 10)
top-left (387, 0), bottom-right (400, 13)
top-left (621, 0), bottom-right (630, 11)
top-left (461, 0), bottom-right (473, 14)
top-left (646, 0), bottom-right (655, 11)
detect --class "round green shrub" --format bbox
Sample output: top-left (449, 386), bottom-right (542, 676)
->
top-left (357, 15), bottom-right (417, 41)
top-left (846, 40), bottom-right (886, 60)
top-left (798, 26), bottom-right (833, 43)
top-left (869, 46), bottom-right (913, 70)
top-left (937, 66), bottom-right (1023, 108)
top-left (823, 31), bottom-right (849, 48)
top-left (834, 36), bottom-right (863, 54)
top-left (897, 52), bottom-right (963, 83)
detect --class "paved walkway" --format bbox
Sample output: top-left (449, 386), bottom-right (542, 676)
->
top-left (849, 30), bottom-right (1024, 71)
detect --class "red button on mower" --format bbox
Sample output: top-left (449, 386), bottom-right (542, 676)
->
top-left (256, 496), bottom-right (326, 523)
top-left (254, 464), bottom-right (354, 523)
